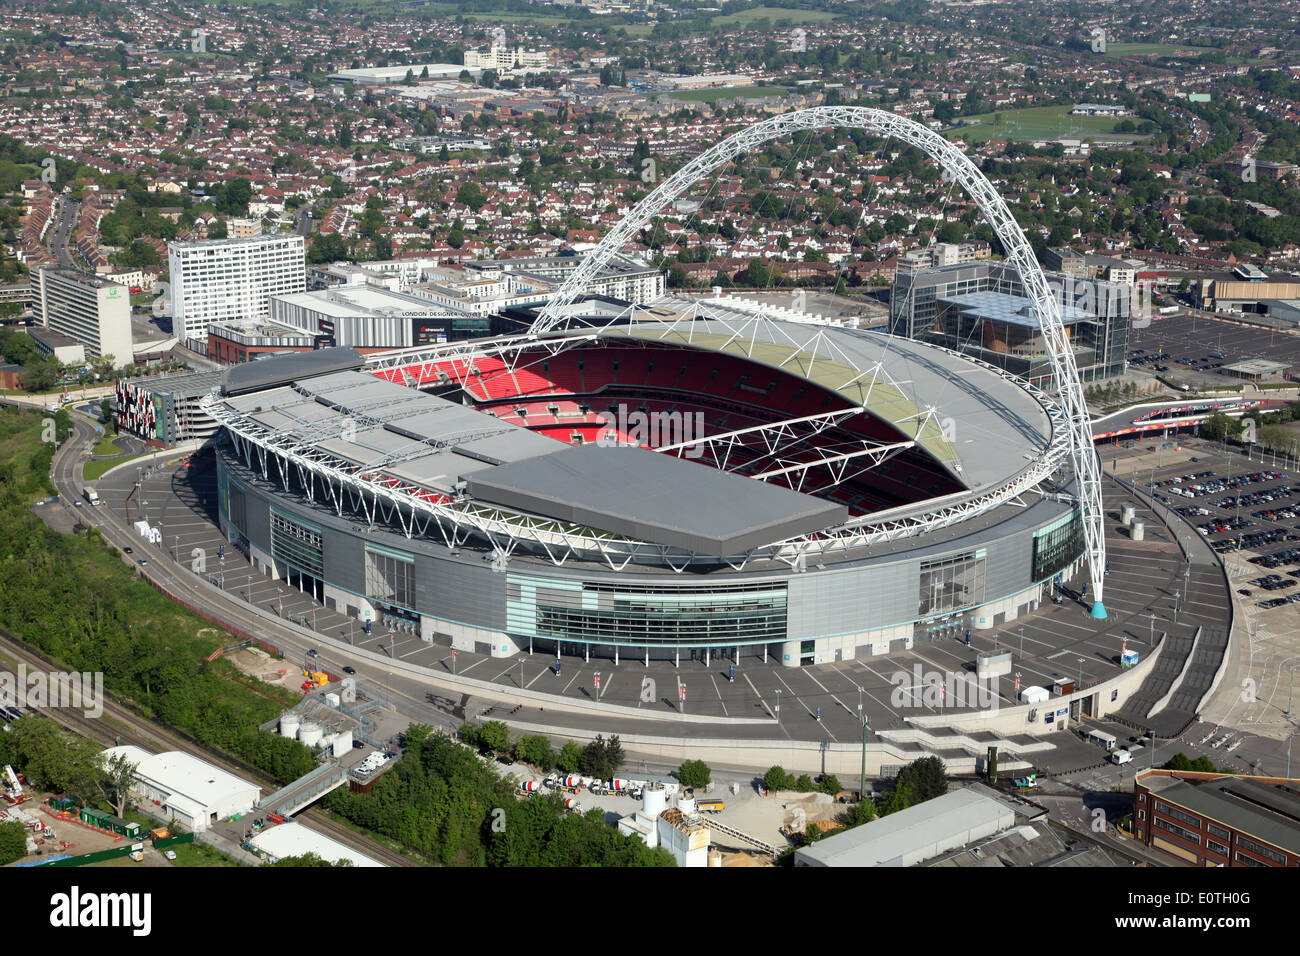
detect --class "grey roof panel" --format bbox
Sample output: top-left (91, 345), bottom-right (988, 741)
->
top-left (222, 348), bottom-right (364, 396)
top-left (464, 443), bottom-right (847, 555)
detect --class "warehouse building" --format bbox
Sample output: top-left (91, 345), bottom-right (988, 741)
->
top-left (794, 787), bottom-right (1017, 867)
top-left (101, 745), bottom-right (261, 833)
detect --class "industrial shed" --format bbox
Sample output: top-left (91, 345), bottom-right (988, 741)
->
top-left (794, 788), bottom-right (1016, 867)
top-left (102, 745), bottom-right (261, 833)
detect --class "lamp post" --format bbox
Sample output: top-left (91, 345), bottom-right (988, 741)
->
top-left (860, 702), bottom-right (869, 807)
top-left (1077, 657), bottom-right (1085, 690)
top-left (1019, 625), bottom-right (1025, 655)
top-left (1173, 590), bottom-right (1180, 626)
top-left (775, 688), bottom-right (781, 723)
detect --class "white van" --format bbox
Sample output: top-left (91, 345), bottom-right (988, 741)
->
top-left (1111, 749), bottom-right (1133, 765)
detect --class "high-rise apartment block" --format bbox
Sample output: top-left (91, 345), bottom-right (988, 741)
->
top-left (167, 234), bottom-right (305, 348)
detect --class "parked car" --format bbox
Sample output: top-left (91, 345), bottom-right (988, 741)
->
top-left (343, 665), bottom-right (356, 675)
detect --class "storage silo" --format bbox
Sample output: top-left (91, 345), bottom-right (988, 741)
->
top-left (279, 713), bottom-right (301, 739)
top-left (1132, 521), bottom-right (1145, 541)
top-left (298, 721), bottom-right (322, 748)
top-left (642, 782), bottom-right (667, 818)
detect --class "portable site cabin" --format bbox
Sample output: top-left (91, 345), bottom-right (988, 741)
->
top-left (1086, 729), bottom-right (1118, 751)
top-left (80, 806), bottom-right (111, 830)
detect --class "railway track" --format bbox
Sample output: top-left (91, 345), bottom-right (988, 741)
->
top-left (0, 626), bottom-right (422, 868)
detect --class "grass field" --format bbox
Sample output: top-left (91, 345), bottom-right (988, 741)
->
top-left (83, 451), bottom-right (149, 482)
top-left (668, 85), bottom-right (790, 104)
top-left (1103, 42), bottom-right (1181, 57)
top-left (166, 840), bottom-right (241, 867)
top-left (92, 434), bottom-right (121, 457)
top-left (710, 6), bottom-right (841, 27)
top-left (946, 105), bottom-right (1151, 143)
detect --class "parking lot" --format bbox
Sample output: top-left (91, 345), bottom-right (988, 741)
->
top-left (1142, 459), bottom-right (1300, 610)
top-left (1127, 311), bottom-right (1300, 387)
top-left (1103, 436), bottom-right (1300, 775)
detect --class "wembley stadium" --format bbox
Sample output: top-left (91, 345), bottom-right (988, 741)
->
top-left (201, 293), bottom-right (1090, 668)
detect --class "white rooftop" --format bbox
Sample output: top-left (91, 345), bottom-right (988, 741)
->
top-left (103, 745), bottom-right (261, 811)
top-left (250, 821), bottom-right (386, 867)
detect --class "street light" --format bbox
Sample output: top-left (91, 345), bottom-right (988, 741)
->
top-left (775, 688), bottom-right (781, 723)
top-left (1077, 656), bottom-right (1085, 690)
top-left (1019, 625), bottom-right (1025, 655)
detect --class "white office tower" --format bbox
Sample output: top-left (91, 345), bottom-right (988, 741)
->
top-left (36, 267), bottom-right (134, 368)
top-left (167, 234), bottom-right (305, 349)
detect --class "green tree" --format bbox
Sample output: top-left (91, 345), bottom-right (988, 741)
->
top-left (894, 755), bottom-right (948, 803)
top-left (578, 734), bottom-right (625, 779)
top-left (266, 852), bottom-right (353, 867)
top-left (875, 779), bottom-right (915, 816)
top-left (817, 774), bottom-right (842, 796)
top-left (512, 734), bottom-right (554, 771)
top-left (97, 751), bottom-right (138, 819)
top-left (763, 765), bottom-right (794, 791)
top-left (0, 820), bottom-right (26, 865)
top-left (839, 799), bottom-right (877, 829)
top-left (676, 759), bottom-right (711, 789)
top-left (477, 720), bottom-right (511, 754)
top-left (455, 182), bottom-right (487, 212)
top-left (555, 741), bottom-right (583, 773)
top-left (7, 716), bottom-right (102, 800)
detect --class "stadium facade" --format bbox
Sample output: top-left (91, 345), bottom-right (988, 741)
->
top-left (203, 296), bottom-right (1088, 667)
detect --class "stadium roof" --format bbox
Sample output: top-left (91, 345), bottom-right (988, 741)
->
top-left (223, 347), bottom-right (365, 396)
top-left (467, 444), bottom-right (848, 555)
top-left (219, 367), bottom-right (847, 551)
top-left (583, 307), bottom-right (1054, 492)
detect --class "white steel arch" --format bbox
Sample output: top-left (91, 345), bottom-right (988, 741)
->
top-left (530, 106), bottom-right (1108, 617)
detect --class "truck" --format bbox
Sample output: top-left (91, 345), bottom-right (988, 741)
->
top-left (82, 487), bottom-right (100, 506)
top-left (1111, 748), bottom-right (1133, 765)
top-left (697, 800), bottom-right (725, 813)
top-left (1011, 774), bottom-right (1038, 790)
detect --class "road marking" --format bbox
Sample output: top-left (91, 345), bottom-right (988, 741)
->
top-left (709, 674), bottom-right (728, 717)
top-left (744, 672), bottom-right (775, 719)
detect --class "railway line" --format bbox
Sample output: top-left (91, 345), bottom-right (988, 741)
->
top-left (3, 406), bottom-right (425, 867)
top-left (0, 628), bottom-right (421, 868)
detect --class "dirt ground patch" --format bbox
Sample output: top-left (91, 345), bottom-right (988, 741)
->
top-left (5, 793), bottom-right (136, 864)
top-left (225, 646), bottom-right (295, 689)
